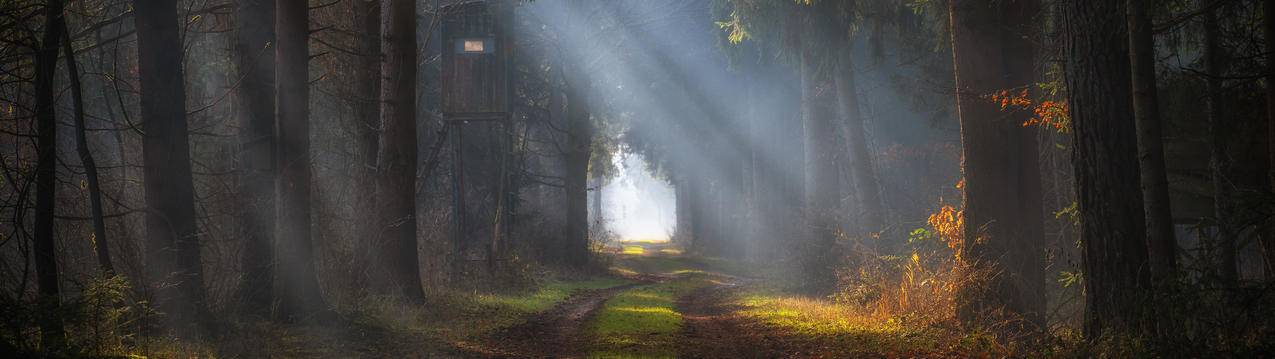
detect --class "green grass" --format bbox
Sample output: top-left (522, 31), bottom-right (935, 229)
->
top-left (296, 276), bottom-right (634, 357)
top-left (737, 288), bottom-right (902, 337)
top-left (732, 285), bottom-right (1002, 357)
top-left (476, 277), bottom-right (632, 313)
top-left (586, 274), bottom-right (715, 358)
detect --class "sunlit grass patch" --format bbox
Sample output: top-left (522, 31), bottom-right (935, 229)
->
top-left (738, 290), bottom-right (900, 337)
top-left (621, 245), bottom-right (646, 255)
top-left (733, 285), bottom-right (987, 356)
top-left (476, 277), bottom-right (631, 313)
top-left (587, 274), bottom-right (712, 358)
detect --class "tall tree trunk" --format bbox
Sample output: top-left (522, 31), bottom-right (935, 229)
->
top-left (61, 19), bottom-right (113, 275)
top-left (537, 56), bottom-right (567, 263)
top-left (688, 174), bottom-right (708, 252)
top-left (134, 0), bottom-right (209, 335)
top-left (799, 35), bottom-right (839, 292)
top-left (1263, 0), bottom-right (1275, 277)
top-left (1127, 0), bottom-right (1179, 283)
top-left (1059, 0), bottom-right (1153, 337)
top-left (33, 0), bottom-right (66, 346)
top-left (377, 0), bottom-right (425, 302)
top-left (353, 0), bottom-right (382, 292)
top-left (276, 0), bottom-right (327, 321)
top-left (834, 48), bottom-right (883, 240)
top-left (1204, 9), bottom-right (1238, 286)
top-left (591, 177), bottom-right (603, 230)
top-left (233, 0), bottom-right (276, 315)
top-left (948, 0), bottom-right (1046, 329)
top-left (743, 82), bottom-right (759, 259)
top-left (563, 77), bottom-right (592, 267)
top-left (674, 175), bottom-right (692, 247)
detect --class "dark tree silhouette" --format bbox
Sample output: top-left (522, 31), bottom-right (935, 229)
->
top-left (376, 0), bottom-right (425, 301)
top-left (948, 0), bottom-right (1046, 328)
top-left (33, 0), bottom-right (66, 346)
top-left (276, 0), bottom-right (327, 321)
top-left (134, 0), bottom-right (209, 334)
top-left (234, 0), bottom-right (276, 315)
top-left (1059, 0), bottom-right (1153, 337)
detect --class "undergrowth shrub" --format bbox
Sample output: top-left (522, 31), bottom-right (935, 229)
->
top-left (1, 274), bottom-right (159, 357)
top-left (833, 202), bottom-right (975, 328)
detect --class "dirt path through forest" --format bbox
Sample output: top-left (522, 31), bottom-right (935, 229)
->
top-left (676, 276), bottom-right (797, 358)
top-left (463, 283), bottom-right (639, 358)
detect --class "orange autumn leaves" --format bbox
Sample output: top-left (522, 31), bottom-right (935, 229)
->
top-left (928, 203), bottom-right (964, 258)
top-left (926, 87), bottom-right (1066, 263)
top-left (987, 88), bottom-right (1070, 133)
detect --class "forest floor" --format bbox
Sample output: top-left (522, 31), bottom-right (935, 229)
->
top-left (441, 241), bottom-right (985, 358)
top-left (168, 241), bottom-right (995, 358)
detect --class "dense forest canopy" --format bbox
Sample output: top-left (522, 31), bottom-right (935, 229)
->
top-left (1, 0), bottom-right (1273, 357)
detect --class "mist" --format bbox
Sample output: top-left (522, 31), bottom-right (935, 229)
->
top-left (2, 0), bottom-right (1272, 356)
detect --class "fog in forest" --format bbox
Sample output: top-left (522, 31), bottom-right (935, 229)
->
top-left (599, 153), bottom-right (675, 242)
top-left (3, 0), bottom-right (1274, 356)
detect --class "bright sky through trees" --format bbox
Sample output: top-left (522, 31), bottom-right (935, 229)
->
top-left (603, 153), bottom-right (675, 242)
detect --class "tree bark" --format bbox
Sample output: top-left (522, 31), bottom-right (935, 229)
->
top-left (377, 0), bottom-right (425, 302)
top-left (1127, 0), bottom-right (1179, 284)
top-left (591, 177), bottom-right (603, 231)
top-left (1263, 0), bottom-right (1275, 277)
top-left (233, 0), bottom-right (276, 315)
top-left (276, 0), bottom-right (327, 321)
top-left (1203, 9), bottom-right (1238, 286)
top-left (1059, 0), bottom-right (1153, 337)
top-left (834, 48), bottom-right (884, 240)
top-left (948, 0), bottom-right (1046, 329)
top-left (353, 0), bottom-right (382, 293)
top-left (61, 16), bottom-right (113, 275)
top-left (674, 175), bottom-right (692, 247)
top-left (563, 76), bottom-right (592, 267)
top-left (800, 33), bottom-right (839, 291)
top-left (33, 0), bottom-right (66, 346)
top-left (134, 0), bottom-right (209, 335)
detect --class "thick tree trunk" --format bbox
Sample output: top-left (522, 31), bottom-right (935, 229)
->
top-left (1059, 0), bottom-right (1153, 337)
top-left (134, 0), bottom-right (209, 334)
top-left (353, 0), bottom-right (382, 292)
top-left (800, 37), bottom-right (839, 291)
top-left (563, 78), bottom-right (592, 267)
top-left (1127, 0), bottom-right (1178, 283)
top-left (834, 48), bottom-right (883, 240)
top-left (276, 0), bottom-right (327, 321)
top-left (1204, 10), bottom-right (1238, 286)
top-left (377, 0), bottom-right (425, 302)
top-left (1263, 0), bottom-right (1275, 277)
top-left (233, 0), bottom-right (275, 315)
top-left (61, 20), bottom-right (113, 275)
top-left (33, 0), bottom-right (66, 346)
top-left (948, 0), bottom-right (1046, 329)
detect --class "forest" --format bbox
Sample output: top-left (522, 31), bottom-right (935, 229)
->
top-left (1, 0), bottom-right (1274, 357)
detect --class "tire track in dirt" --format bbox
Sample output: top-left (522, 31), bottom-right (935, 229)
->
top-left (461, 283), bottom-right (639, 358)
top-left (676, 277), bottom-right (794, 359)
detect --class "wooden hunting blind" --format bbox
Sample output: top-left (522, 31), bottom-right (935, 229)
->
top-left (441, 1), bottom-right (513, 121)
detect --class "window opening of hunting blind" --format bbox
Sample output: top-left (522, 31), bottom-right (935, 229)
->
top-left (457, 38), bottom-right (494, 54)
